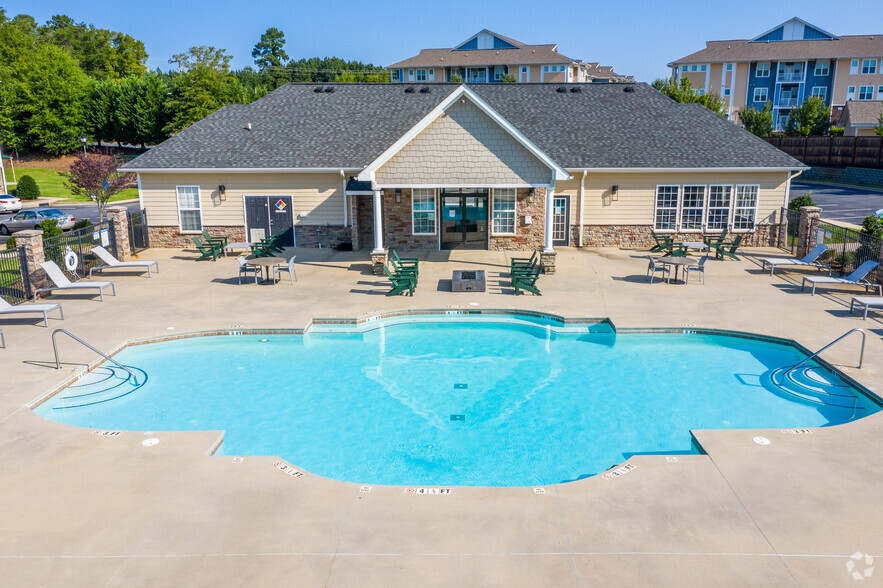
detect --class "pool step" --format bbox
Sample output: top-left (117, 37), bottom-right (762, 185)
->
top-left (54, 365), bottom-right (147, 409)
top-left (768, 366), bottom-right (864, 411)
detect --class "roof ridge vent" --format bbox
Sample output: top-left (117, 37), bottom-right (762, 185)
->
top-left (623, 85), bottom-right (636, 93)
top-left (404, 86), bottom-right (416, 93)
top-left (556, 86), bottom-right (567, 93)
top-left (313, 86), bottom-right (323, 93)
top-left (419, 86), bottom-right (431, 93)
top-left (569, 86), bottom-right (581, 93)
top-left (323, 86), bottom-right (334, 93)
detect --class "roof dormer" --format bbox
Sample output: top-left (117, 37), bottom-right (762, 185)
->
top-left (747, 17), bottom-right (839, 43)
top-left (453, 30), bottom-right (521, 51)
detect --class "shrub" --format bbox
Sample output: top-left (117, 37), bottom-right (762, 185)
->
top-left (5, 236), bottom-right (15, 249)
top-left (862, 214), bottom-right (883, 239)
top-left (830, 127), bottom-right (844, 136)
top-left (500, 73), bottom-right (517, 83)
top-left (71, 219), bottom-right (94, 231)
top-left (15, 175), bottom-right (41, 200)
top-left (450, 73), bottom-right (464, 83)
top-left (40, 218), bottom-right (62, 239)
top-left (788, 193), bottom-right (816, 211)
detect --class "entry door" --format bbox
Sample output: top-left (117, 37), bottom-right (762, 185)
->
top-left (519, 66), bottom-right (529, 83)
top-left (440, 191), bottom-right (488, 250)
top-left (245, 196), bottom-right (294, 246)
top-left (551, 195), bottom-right (570, 247)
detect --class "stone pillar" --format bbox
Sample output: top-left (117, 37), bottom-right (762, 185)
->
top-left (540, 250), bottom-right (557, 274)
top-left (106, 207), bottom-right (131, 259)
top-left (349, 195), bottom-right (360, 252)
top-left (797, 206), bottom-right (822, 258)
top-left (15, 230), bottom-right (48, 296)
top-left (370, 250), bottom-right (387, 275)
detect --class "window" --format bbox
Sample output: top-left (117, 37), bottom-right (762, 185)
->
top-left (654, 186), bottom-right (679, 231)
top-left (858, 85), bottom-right (874, 100)
top-left (861, 59), bottom-right (877, 75)
top-left (755, 62), bottom-right (770, 77)
top-left (700, 65), bottom-right (707, 72)
top-left (733, 185), bottom-right (758, 231)
top-left (494, 67), bottom-right (504, 81)
top-left (811, 86), bottom-right (827, 101)
top-left (681, 65), bottom-right (688, 73)
top-left (412, 188), bottom-right (436, 235)
top-left (680, 186), bottom-right (705, 231)
top-left (176, 186), bottom-right (202, 232)
top-left (408, 69), bottom-right (414, 82)
top-left (879, 86), bottom-right (883, 99)
top-left (691, 65), bottom-right (698, 72)
top-left (521, 66), bottom-right (528, 73)
top-left (726, 64), bottom-right (733, 71)
top-left (850, 59), bottom-right (859, 75)
top-left (392, 70), bottom-right (400, 82)
top-left (753, 87), bottom-right (768, 102)
top-left (544, 66), bottom-right (549, 72)
top-left (492, 188), bottom-right (516, 235)
top-left (706, 185), bottom-right (731, 231)
top-left (814, 60), bottom-right (829, 76)
top-left (723, 88), bottom-right (731, 97)
top-left (416, 69), bottom-right (426, 82)
top-left (428, 69), bottom-right (435, 81)
top-left (847, 86), bottom-right (856, 100)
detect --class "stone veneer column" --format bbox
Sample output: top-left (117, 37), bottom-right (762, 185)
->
top-left (106, 206), bottom-right (131, 259)
top-left (15, 229), bottom-right (48, 295)
top-left (797, 206), bottom-right (822, 259)
top-left (350, 195), bottom-right (360, 252)
top-left (541, 187), bottom-right (556, 273)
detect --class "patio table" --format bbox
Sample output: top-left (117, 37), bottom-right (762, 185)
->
top-left (224, 241), bottom-right (254, 257)
top-left (245, 256), bottom-right (283, 283)
top-left (681, 241), bottom-right (708, 254)
top-left (657, 256), bottom-right (697, 284)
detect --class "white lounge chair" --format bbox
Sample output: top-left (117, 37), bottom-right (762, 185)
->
top-left (761, 244), bottom-right (831, 276)
top-left (89, 246), bottom-right (158, 278)
top-left (35, 261), bottom-right (115, 301)
top-left (0, 296), bottom-right (63, 327)
top-left (850, 296), bottom-right (883, 320)
top-left (801, 260), bottom-right (881, 296)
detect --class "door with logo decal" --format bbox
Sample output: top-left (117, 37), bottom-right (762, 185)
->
top-left (245, 196), bottom-right (294, 246)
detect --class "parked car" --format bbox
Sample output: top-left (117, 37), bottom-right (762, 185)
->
top-left (0, 208), bottom-right (75, 235)
top-left (0, 194), bottom-right (22, 213)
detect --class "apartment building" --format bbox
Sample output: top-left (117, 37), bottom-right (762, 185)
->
top-left (387, 29), bottom-right (632, 85)
top-left (669, 18), bottom-right (883, 129)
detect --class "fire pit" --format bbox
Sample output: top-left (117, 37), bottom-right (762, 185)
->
top-left (452, 269), bottom-right (486, 292)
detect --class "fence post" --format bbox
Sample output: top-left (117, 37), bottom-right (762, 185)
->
top-left (15, 229), bottom-right (47, 295)
top-left (797, 206), bottom-right (822, 258)
top-left (106, 206), bottom-right (131, 259)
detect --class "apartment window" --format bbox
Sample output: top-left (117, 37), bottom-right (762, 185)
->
top-left (681, 65), bottom-right (688, 73)
top-left (814, 60), bottom-right (829, 76)
top-left (408, 69), bottom-right (414, 82)
top-left (544, 66), bottom-right (549, 72)
top-left (428, 69), bottom-right (435, 81)
top-left (691, 65), bottom-right (698, 72)
top-left (492, 188), bottom-right (516, 235)
top-left (521, 66), bottom-right (528, 73)
top-left (680, 186), bottom-right (705, 231)
top-left (861, 59), bottom-right (877, 75)
top-left (392, 70), bottom-right (400, 82)
top-left (416, 69), bottom-right (426, 82)
top-left (733, 185), bottom-right (759, 231)
top-left (726, 64), bottom-right (733, 71)
top-left (176, 186), bottom-right (202, 232)
top-left (494, 67), bottom-right (505, 81)
top-left (706, 186), bottom-right (731, 231)
top-left (654, 186), bottom-right (679, 231)
top-left (847, 86), bottom-right (856, 100)
top-left (753, 87), bottom-right (768, 102)
top-left (850, 59), bottom-right (859, 75)
top-left (858, 85), bottom-right (874, 100)
top-left (412, 189), bottom-right (436, 235)
top-left (723, 88), bottom-right (731, 97)
top-left (878, 86), bottom-right (883, 99)
top-left (755, 62), bottom-right (770, 77)
top-left (811, 86), bottom-right (827, 101)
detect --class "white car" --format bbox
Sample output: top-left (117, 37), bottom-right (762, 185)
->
top-left (0, 194), bottom-right (22, 213)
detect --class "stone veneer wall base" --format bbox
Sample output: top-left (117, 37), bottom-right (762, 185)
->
top-left (577, 224), bottom-right (783, 248)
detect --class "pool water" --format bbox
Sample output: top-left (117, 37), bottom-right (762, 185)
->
top-left (35, 319), bottom-right (879, 486)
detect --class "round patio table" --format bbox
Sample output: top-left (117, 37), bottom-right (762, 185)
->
top-left (657, 256), bottom-right (697, 284)
top-left (245, 256), bottom-right (283, 283)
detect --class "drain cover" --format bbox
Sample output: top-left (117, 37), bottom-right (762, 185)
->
top-left (454, 383), bottom-right (468, 389)
top-left (450, 414), bottom-right (465, 421)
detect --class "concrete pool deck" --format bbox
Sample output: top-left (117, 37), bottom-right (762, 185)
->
top-left (0, 246), bottom-right (881, 586)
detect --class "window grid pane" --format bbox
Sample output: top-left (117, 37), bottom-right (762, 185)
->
top-left (733, 186), bottom-right (758, 230)
top-left (412, 189), bottom-right (435, 234)
top-left (176, 186), bottom-right (202, 231)
top-left (654, 186), bottom-right (679, 231)
top-left (492, 189), bottom-right (516, 234)
top-left (680, 186), bottom-right (705, 231)
top-left (706, 185), bottom-right (731, 230)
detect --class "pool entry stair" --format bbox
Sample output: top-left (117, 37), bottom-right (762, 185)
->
top-left (50, 329), bottom-right (145, 409)
top-left (768, 329), bottom-right (866, 415)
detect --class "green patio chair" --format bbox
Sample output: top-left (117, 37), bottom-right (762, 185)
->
top-left (703, 228), bottom-right (728, 249)
top-left (390, 257), bottom-right (417, 280)
top-left (391, 250), bottom-right (418, 276)
top-left (191, 236), bottom-right (220, 261)
top-left (249, 240), bottom-right (276, 258)
top-left (384, 265), bottom-right (415, 296)
top-left (265, 231), bottom-right (286, 252)
top-left (201, 230), bottom-right (228, 250)
top-left (513, 264), bottom-right (541, 296)
top-left (510, 250), bottom-right (537, 270)
top-left (714, 234), bottom-right (743, 261)
top-left (649, 234), bottom-right (671, 253)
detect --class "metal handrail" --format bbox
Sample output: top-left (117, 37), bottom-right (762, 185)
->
top-left (789, 328), bottom-right (866, 372)
top-left (51, 329), bottom-right (138, 385)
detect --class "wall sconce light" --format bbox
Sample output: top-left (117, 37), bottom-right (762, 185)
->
top-left (218, 185), bottom-right (226, 201)
top-left (611, 185), bottom-right (618, 201)
top-left (528, 187), bottom-right (535, 196)
top-left (395, 189), bottom-right (401, 203)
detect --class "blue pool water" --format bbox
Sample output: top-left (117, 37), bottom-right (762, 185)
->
top-left (35, 318), bottom-right (879, 486)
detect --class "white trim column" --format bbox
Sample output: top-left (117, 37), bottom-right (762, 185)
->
top-left (544, 186), bottom-right (555, 252)
top-left (372, 189), bottom-right (384, 253)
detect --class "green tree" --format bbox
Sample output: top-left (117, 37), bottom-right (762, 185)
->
top-left (287, 56), bottom-right (387, 83)
top-left (114, 73), bottom-right (169, 146)
top-left (862, 214), bottom-right (883, 238)
top-left (784, 96), bottom-right (832, 136)
top-left (62, 154), bottom-right (134, 222)
top-left (84, 77), bottom-right (120, 146)
top-left (736, 101), bottom-right (774, 137)
top-left (651, 76), bottom-right (728, 117)
top-left (170, 46), bottom-right (232, 73)
top-left (15, 174), bottom-right (40, 199)
top-left (500, 73), bottom-right (517, 83)
top-left (39, 15), bottom-right (147, 79)
top-left (874, 111), bottom-right (883, 137)
top-left (164, 64), bottom-right (234, 134)
top-left (788, 193), bottom-right (815, 211)
top-left (450, 73), bottom-right (464, 83)
top-left (252, 27), bottom-right (289, 88)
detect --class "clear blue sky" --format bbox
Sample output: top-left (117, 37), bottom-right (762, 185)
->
top-left (9, 0), bottom-right (883, 82)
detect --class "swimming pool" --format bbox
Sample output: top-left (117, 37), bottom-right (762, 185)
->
top-left (35, 313), bottom-right (880, 486)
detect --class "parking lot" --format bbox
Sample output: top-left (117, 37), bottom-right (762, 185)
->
top-left (0, 201), bottom-right (140, 246)
top-left (790, 180), bottom-right (883, 225)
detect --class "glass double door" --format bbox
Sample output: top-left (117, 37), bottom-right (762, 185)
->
top-left (441, 189), bottom-right (488, 250)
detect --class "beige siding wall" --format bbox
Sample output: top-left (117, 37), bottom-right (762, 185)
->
top-left (832, 58), bottom-right (883, 104)
top-left (709, 64), bottom-right (722, 93)
top-left (529, 65), bottom-right (541, 82)
top-left (684, 70), bottom-right (707, 89)
top-left (375, 98), bottom-right (552, 186)
top-left (543, 70), bottom-right (567, 83)
top-left (554, 171), bottom-right (788, 227)
top-left (139, 172), bottom-right (345, 228)
top-left (731, 63), bottom-right (750, 119)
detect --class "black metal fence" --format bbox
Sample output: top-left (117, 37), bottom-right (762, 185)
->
top-left (816, 220), bottom-right (881, 282)
top-left (778, 207), bottom-right (800, 254)
top-left (128, 209), bottom-right (150, 254)
top-left (42, 222), bottom-right (117, 278)
top-left (0, 246), bottom-right (30, 304)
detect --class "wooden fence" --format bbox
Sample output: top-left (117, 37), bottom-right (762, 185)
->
top-left (763, 136), bottom-right (883, 169)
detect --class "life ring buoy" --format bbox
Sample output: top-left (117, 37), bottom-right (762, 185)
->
top-left (64, 251), bottom-right (78, 271)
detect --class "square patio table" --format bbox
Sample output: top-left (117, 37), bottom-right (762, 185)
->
top-left (681, 241), bottom-right (708, 254)
top-left (224, 242), bottom-right (254, 257)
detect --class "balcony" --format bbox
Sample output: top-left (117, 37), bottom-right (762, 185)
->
top-left (777, 97), bottom-right (799, 107)
top-left (777, 71), bottom-right (805, 83)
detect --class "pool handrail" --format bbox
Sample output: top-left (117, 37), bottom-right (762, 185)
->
top-left (788, 328), bottom-right (865, 372)
top-left (51, 329), bottom-right (139, 386)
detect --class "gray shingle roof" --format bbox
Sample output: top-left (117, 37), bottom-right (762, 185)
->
top-left (123, 83), bottom-right (804, 172)
top-left (841, 100), bottom-right (883, 126)
top-left (671, 35), bottom-right (883, 65)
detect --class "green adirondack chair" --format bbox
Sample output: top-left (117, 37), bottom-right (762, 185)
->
top-left (391, 250), bottom-right (418, 276)
top-left (201, 230), bottom-right (227, 249)
top-left (513, 265), bottom-right (542, 296)
top-left (649, 234), bottom-right (671, 253)
top-left (715, 234), bottom-right (743, 261)
top-left (384, 265), bottom-right (415, 296)
top-left (249, 241), bottom-right (274, 258)
top-left (703, 228), bottom-right (729, 249)
top-left (510, 250), bottom-right (537, 270)
top-left (390, 257), bottom-right (417, 279)
top-left (191, 236), bottom-right (220, 261)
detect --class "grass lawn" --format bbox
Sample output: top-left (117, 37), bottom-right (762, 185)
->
top-left (5, 168), bottom-right (138, 202)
